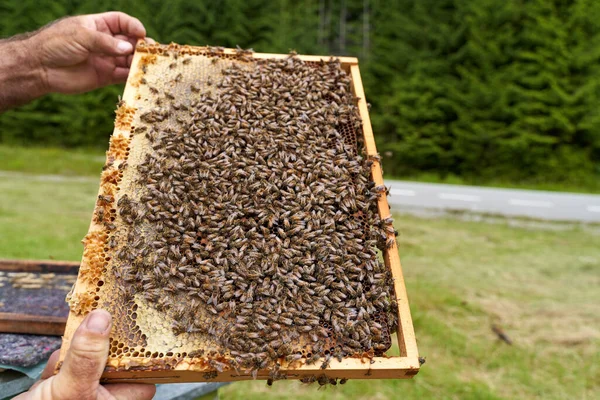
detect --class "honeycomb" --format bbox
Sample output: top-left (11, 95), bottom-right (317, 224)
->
top-left (60, 42), bottom-right (406, 384)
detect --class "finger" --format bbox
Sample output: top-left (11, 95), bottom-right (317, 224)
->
top-left (112, 55), bottom-right (134, 69)
top-left (50, 309), bottom-right (112, 399)
top-left (28, 379), bottom-right (43, 392)
top-left (111, 67), bottom-right (131, 84)
top-left (40, 350), bottom-right (61, 379)
top-left (114, 34), bottom-right (131, 42)
top-left (104, 383), bottom-right (157, 400)
top-left (94, 11), bottom-right (146, 38)
top-left (115, 55), bottom-right (129, 68)
top-left (145, 37), bottom-right (156, 45)
top-left (80, 28), bottom-right (134, 56)
top-left (115, 33), bottom-right (138, 49)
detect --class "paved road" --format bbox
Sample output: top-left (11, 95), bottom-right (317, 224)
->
top-left (384, 180), bottom-right (600, 223)
top-left (2, 171), bottom-right (599, 223)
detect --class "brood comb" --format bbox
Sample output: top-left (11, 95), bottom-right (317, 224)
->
top-left (58, 41), bottom-right (420, 384)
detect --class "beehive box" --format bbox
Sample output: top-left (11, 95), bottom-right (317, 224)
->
top-left (58, 41), bottom-right (420, 384)
top-left (0, 259), bottom-right (78, 335)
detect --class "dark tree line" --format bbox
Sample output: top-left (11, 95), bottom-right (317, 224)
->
top-left (1, 0), bottom-right (599, 185)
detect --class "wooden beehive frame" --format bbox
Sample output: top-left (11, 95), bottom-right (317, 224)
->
top-left (0, 259), bottom-right (78, 335)
top-left (58, 42), bottom-right (420, 383)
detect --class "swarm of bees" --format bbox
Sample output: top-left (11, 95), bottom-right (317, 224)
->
top-left (112, 48), bottom-right (397, 381)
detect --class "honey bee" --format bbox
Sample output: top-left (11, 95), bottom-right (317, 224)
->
top-left (107, 235), bottom-right (117, 248)
top-left (320, 355), bottom-right (331, 370)
top-left (208, 359), bottom-right (227, 372)
top-left (285, 353), bottom-right (302, 363)
top-left (95, 208), bottom-right (105, 222)
top-left (306, 353), bottom-right (320, 365)
top-left (317, 375), bottom-right (328, 386)
top-left (386, 237), bottom-right (396, 249)
top-left (203, 371), bottom-right (218, 380)
top-left (332, 347), bottom-right (344, 362)
top-left (97, 194), bottom-right (113, 205)
top-left (190, 82), bottom-right (201, 92)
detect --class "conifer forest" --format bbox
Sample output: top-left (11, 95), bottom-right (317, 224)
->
top-left (1, 0), bottom-right (599, 187)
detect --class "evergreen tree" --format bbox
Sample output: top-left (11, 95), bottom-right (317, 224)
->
top-left (378, 0), bottom-right (600, 185)
top-left (0, 0), bottom-right (598, 187)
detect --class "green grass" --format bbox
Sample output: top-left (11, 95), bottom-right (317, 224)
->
top-left (0, 154), bottom-right (598, 399)
top-left (0, 144), bottom-right (105, 177)
top-left (392, 171), bottom-right (600, 195)
top-left (0, 175), bottom-right (97, 260)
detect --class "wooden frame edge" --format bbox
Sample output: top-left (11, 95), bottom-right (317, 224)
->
top-left (134, 40), bottom-right (359, 65)
top-left (58, 50), bottom-right (144, 370)
top-left (0, 259), bottom-right (77, 335)
top-left (0, 312), bottom-right (66, 336)
top-left (0, 259), bottom-right (79, 273)
top-left (101, 356), bottom-right (420, 383)
top-left (350, 64), bottom-right (420, 362)
top-left (58, 48), bottom-right (419, 382)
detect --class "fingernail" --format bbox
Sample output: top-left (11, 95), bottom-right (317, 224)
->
top-left (86, 310), bottom-right (111, 333)
top-left (117, 41), bottom-right (133, 54)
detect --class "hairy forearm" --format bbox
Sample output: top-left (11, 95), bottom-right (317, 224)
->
top-left (0, 37), bottom-right (46, 111)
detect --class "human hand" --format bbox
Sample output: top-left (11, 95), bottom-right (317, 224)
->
top-left (14, 309), bottom-right (155, 400)
top-left (25, 12), bottom-right (150, 94)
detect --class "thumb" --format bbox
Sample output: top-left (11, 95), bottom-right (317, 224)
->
top-left (79, 28), bottom-right (134, 56)
top-left (52, 309), bottom-right (112, 399)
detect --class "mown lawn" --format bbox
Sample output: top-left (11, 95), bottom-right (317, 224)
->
top-left (0, 149), bottom-right (598, 400)
top-left (0, 144), bottom-right (105, 177)
top-left (0, 174), bottom-right (97, 259)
